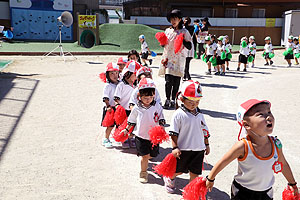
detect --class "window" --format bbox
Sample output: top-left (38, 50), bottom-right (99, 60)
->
top-left (252, 8), bottom-right (265, 18)
top-left (225, 8), bottom-right (238, 18)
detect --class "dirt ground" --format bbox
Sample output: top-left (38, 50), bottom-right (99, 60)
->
top-left (0, 51), bottom-right (299, 200)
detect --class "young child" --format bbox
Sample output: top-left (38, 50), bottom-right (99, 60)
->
top-left (122, 78), bottom-right (165, 183)
top-left (163, 80), bottom-right (210, 193)
top-left (206, 99), bottom-right (299, 199)
top-left (293, 37), bottom-right (299, 65)
top-left (249, 36), bottom-right (257, 68)
top-left (128, 49), bottom-right (142, 64)
top-left (129, 66), bottom-right (161, 109)
top-left (101, 63), bottom-right (120, 148)
top-left (204, 36), bottom-right (217, 75)
top-left (224, 35), bottom-right (232, 70)
top-left (237, 37), bottom-right (250, 72)
top-left (114, 60), bottom-right (139, 149)
top-left (117, 57), bottom-right (128, 73)
top-left (285, 35), bottom-right (295, 67)
top-left (139, 35), bottom-right (153, 67)
top-left (263, 36), bottom-right (274, 66)
top-left (216, 36), bottom-right (226, 76)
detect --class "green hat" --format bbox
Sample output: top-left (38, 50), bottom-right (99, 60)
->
top-left (217, 36), bottom-right (224, 41)
top-left (205, 36), bottom-right (211, 41)
top-left (288, 35), bottom-right (294, 40)
top-left (264, 36), bottom-right (271, 41)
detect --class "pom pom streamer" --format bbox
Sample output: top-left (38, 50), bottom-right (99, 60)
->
top-left (221, 51), bottom-right (226, 60)
top-left (99, 72), bottom-right (106, 83)
top-left (114, 106), bottom-right (127, 125)
top-left (182, 176), bottom-right (208, 200)
top-left (241, 40), bottom-right (247, 48)
top-left (296, 53), bottom-right (300, 59)
top-left (149, 126), bottom-right (169, 147)
top-left (102, 109), bottom-right (115, 127)
top-left (227, 53), bottom-right (232, 60)
top-left (153, 153), bottom-right (177, 178)
top-left (174, 33), bottom-right (184, 54)
top-left (155, 32), bottom-right (168, 46)
top-left (269, 53), bottom-right (275, 59)
top-left (282, 186), bottom-right (300, 200)
top-left (112, 119), bottom-right (134, 143)
top-left (248, 55), bottom-right (254, 63)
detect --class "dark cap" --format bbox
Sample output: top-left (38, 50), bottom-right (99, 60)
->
top-left (167, 9), bottom-right (182, 22)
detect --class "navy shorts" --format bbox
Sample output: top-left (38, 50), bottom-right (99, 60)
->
top-left (141, 52), bottom-right (149, 59)
top-left (217, 56), bottom-right (225, 65)
top-left (285, 54), bottom-right (294, 60)
top-left (239, 54), bottom-right (248, 64)
top-left (176, 150), bottom-right (205, 175)
top-left (135, 136), bottom-right (159, 157)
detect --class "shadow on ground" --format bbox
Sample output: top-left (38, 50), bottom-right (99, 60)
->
top-left (201, 109), bottom-right (236, 121)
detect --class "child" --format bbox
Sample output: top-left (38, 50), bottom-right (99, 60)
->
top-left (285, 35), bottom-right (294, 67)
top-left (206, 99), bottom-right (299, 200)
top-left (101, 63), bottom-right (120, 148)
top-left (114, 60), bottom-right (139, 149)
top-left (204, 35), bottom-right (217, 75)
top-left (122, 78), bottom-right (165, 183)
top-left (163, 80), bottom-right (210, 193)
top-left (128, 49), bottom-right (142, 64)
top-left (216, 36), bottom-right (226, 76)
top-left (293, 37), bottom-right (299, 65)
top-left (117, 57), bottom-right (128, 73)
top-left (224, 35), bottom-right (232, 70)
top-left (237, 37), bottom-right (250, 72)
top-left (139, 35), bottom-right (153, 66)
top-left (158, 9), bottom-right (192, 110)
top-left (249, 36), bottom-right (257, 68)
top-left (263, 36), bottom-right (274, 66)
top-left (129, 66), bottom-right (161, 109)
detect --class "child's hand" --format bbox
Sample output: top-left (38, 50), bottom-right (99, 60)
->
top-left (172, 148), bottom-right (181, 159)
top-left (206, 179), bottom-right (214, 192)
top-left (290, 185), bottom-right (299, 197)
top-left (205, 145), bottom-right (210, 155)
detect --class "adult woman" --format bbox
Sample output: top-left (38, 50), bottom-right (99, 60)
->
top-left (158, 9), bottom-right (192, 109)
top-left (183, 17), bottom-right (195, 80)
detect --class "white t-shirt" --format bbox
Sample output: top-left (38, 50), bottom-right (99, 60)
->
top-left (216, 44), bottom-right (225, 56)
top-left (239, 44), bottom-right (250, 56)
top-left (114, 80), bottom-right (135, 110)
top-left (141, 41), bottom-right (148, 53)
top-left (206, 43), bottom-right (217, 56)
top-left (129, 87), bottom-right (161, 106)
top-left (286, 42), bottom-right (294, 50)
top-left (103, 82), bottom-right (118, 106)
top-left (169, 106), bottom-right (209, 151)
top-left (128, 102), bottom-right (165, 140)
top-left (249, 42), bottom-right (257, 55)
top-left (225, 43), bottom-right (232, 52)
top-left (294, 43), bottom-right (299, 54)
top-left (264, 43), bottom-right (273, 53)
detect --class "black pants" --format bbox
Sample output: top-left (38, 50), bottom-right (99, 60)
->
top-left (231, 180), bottom-right (272, 200)
top-left (184, 57), bottom-right (192, 80)
top-left (198, 43), bottom-right (205, 57)
top-left (165, 74), bottom-right (181, 100)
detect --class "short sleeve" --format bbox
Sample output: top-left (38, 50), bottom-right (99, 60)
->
top-left (200, 115), bottom-right (210, 138)
top-left (128, 106), bottom-right (138, 124)
top-left (103, 84), bottom-right (111, 99)
top-left (270, 44), bottom-right (273, 50)
top-left (184, 29), bottom-right (192, 42)
top-left (158, 105), bottom-right (165, 120)
top-left (114, 83), bottom-right (122, 99)
top-left (213, 43), bottom-right (217, 50)
top-left (129, 88), bottom-right (138, 106)
top-left (169, 111), bottom-right (180, 136)
top-left (253, 43), bottom-right (257, 48)
top-left (155, 88), bottom-right (161, 104)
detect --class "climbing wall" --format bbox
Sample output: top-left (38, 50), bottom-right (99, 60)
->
top-left (9, 0), bottom-right (73, 41)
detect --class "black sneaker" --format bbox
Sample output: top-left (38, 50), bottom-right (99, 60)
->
top-left (170, 101), bottom-right (176, 109)
top-left (220, 72), bottom-right (225, 76)
top-left (226, 67), bottom-right (229, 70)
top-left (163, 100), bottom-right (171, 109)
top-left (243, 68), bottom-right (247, 72)
top-left (264, 62), bottom-right (269, 66)
top-left (270, 60), bottom-right (273, 65)
top-left (205, 71), bottom-right (211, 75)
top-left (214, 71), bottom-right (220, 75)
top-left (149, 59), bottom-right (153, 65)
top-left (237, 67), bottom-right (240, 71)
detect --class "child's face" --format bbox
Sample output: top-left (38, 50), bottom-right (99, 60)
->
top-left (288, 39), bottom-right (292, 43)
top-left (225, 38), bottom-right (229, 43)
top-left (265, 40), bottom-right (270, 44)
top-left (118, 64), bottom-right (125, 72)
top-left (129, 55), bottom-right (137, 61)
top-left (108, 71), bottom-right (119, 83)
top-left (249, 38), bottom-right (254, 43)
top-left (182, 98), bottom-right (200, 111)
top-left (139, 38), bottom-right (144, 43)
top-left (128, 73), bottom-right (136, 82)
top-left (293, 40), bottom-right (298, 44)
top-left (205, 40), bottom-right (211, 45)
top-left (218, 40), bottom-right (222, 45)
top-left (170, 17), bottom-right (181, 28)
top-left (243, 103), bottom-right (274, 137)
top-left (140, 95), bottom-right (154, 106)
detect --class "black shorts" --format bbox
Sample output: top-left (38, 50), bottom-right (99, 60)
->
top-left (224, 58), bottom-right (230, 62)
top-left (176, 150), bottom-right (205, 175)
top-left (217, 56), bottom-right (225, 65)
top-left (231, 180), bottom-right (273, 200)
top-left (250, 54), bottom-right (256, 59)
top-left (285, 54), bottom-right (294, 60)
top-left (135, 136), bottom-right (159, 157)
top-left (101, 106), bottom-right (116, 127)
top-left (141, 52), bottom-right (149, 59)
top-left (206, 55), bottom-right (213, 63)
top-left (239, 54), bottom-right (248, 64)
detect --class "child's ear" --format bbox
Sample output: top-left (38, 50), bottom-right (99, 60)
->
top-left (243, 120), bottom-right (250, 130)
top-left (179, 96), bottom-right (184, 102)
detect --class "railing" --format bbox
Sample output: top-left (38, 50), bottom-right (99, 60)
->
top-left (99, 0), bottom-right (135, 6)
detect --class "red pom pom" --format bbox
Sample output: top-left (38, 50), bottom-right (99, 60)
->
top-left (182, 176), bottom-right (207, 200)
top-left (102, 109), bottom-right (115, 127)
top-left (114, 105), bottom-right (127, 125)
top-left (112, 119), bottom-right (134, 142)
top-left (99, 72), bottom-right (106, 83)
top-left (155, 32), bottom-right (168, 46)
top-left (153, 153), bottom-right (177, 178)
top-left (283, 187), bottom-right (300, 200)
top-left (174, 33), bottom-right (184, 54)
top-left (149, 126), bottom-right (169, 147)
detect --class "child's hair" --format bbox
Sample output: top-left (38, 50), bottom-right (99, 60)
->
top-left (184, 17), bottom-right (191, 26)
top-left (123, 71), bottom-right (134, 80)
top-left (139, 88), bottom-right (155, 97)
top-left (106, 71), bottom-right (118, 83)
top-left (244, 102), bottom-right (270, 118)
top-left (128, 49), bottom-right (141, 64)
top-left (175, 91), bottom-right (185, 110)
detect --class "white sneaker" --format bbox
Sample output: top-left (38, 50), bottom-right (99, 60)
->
top-left (139, 171), bottom-right (148, 183)
top-left (102, 138), bottom-right (113, 148)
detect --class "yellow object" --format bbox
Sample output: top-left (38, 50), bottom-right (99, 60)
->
top-left (78, 15), bottom-right (97, 29)
top-left (265, 18), bottom-right (276, 27)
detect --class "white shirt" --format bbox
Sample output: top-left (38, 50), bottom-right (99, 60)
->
top-left (234, 136), bottom-right (279, 191)
top-left (294, 43), bottom-right (300, 54)
top-left (114, 80), bottom-right (135, 110)
top-left (286, 42), bottom-right (294, 50)
top-left (141, 41), bottom-right (148, 53)
top-left (206, 43), bottom-right (217, 56)
top-left (239, 44), bottom-right (250, 56)
top-left (129, 87), bottom-right (161, 106)
top-left (264, 43), bottom-right (273, 53)
top-left (169, 106), bottom-right (209, 151)
top-left (128, 102), bottom-right (164, 140)
top-left (249, 42), bottom-right (257, 55)
top-left (216, 44), bottom-right (225, 56)
top-left (225, 43), bottom-right (232, 52)
top-left (103, 82), bottom-right (118, 106)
